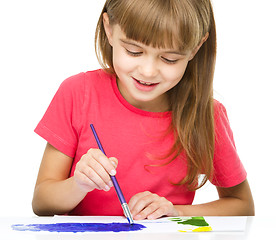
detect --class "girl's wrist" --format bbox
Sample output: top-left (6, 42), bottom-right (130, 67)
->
top-left (71, 176), bottom-right (90, 197)
top-left (174, 205), bottom-right (189, 217)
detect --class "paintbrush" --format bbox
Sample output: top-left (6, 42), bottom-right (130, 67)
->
top-left (90, 124), bottom-right (134, 224)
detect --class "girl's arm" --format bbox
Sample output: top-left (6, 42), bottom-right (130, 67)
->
top-left (129, 179), bottom-right (254, 220)
top-left (32, 143), bottom-right (85, 215)
top-left (175, 179), bottom-right (255, 216)
top-left (32, 143), bottom-right (117, 216)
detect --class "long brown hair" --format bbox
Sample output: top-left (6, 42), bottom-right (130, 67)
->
top-left (95, 0), bottom-right (217, 191)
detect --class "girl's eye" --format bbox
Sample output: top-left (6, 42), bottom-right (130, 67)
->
top-left (125, 49), bottom-right (142, 56)
top-left (161, 57), bottom-right (178, 64)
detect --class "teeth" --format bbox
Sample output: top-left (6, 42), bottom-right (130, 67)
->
top-left (138, 80), bottom-right (153, 86)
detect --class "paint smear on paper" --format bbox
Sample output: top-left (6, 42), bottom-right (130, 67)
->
top-left (12, 222), bottom-right (146, 233)
top-left (169, 217), bottom-right (212, 232)
top-left (192, 226), bottom-right (212, 232)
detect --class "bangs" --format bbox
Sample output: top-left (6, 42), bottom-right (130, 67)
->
top-left (107, 0), bottom-right (206, 51)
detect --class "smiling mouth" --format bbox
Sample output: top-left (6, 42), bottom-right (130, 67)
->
top-left (134, 78), bottom-right (158, 86)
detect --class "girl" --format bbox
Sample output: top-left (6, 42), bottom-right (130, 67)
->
top-left (32, 0), bottom-right (254, 219)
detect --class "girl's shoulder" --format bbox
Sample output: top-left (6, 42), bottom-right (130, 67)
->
top-left (213, 99), bottom-right (233, 140)
top-left (84, 69), bottom-right (114, 83)
top-left (60, 69), bottom-right (113, 91)
top-left (213, 99), bottom-right (228, 120)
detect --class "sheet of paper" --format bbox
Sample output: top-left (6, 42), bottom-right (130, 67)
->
top-left (205, 216), bottom-right (247, 232)
top-left (52, 215), bottom-right (247, 232)
top-left (6, 216), bottom-right (248, 234)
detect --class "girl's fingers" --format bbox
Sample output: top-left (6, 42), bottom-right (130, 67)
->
top-left (129, 191), bottom-right (178, 220)
top-left (74, 148), bottom-right (118, 192)
top-left (134, 201), bottom-right (160, 220)
top-left (87, 149), bottom-right (117, 176)
top-left (129, 191), bottom-right (157, 216)
top-left (74, 170), bottom-right (101, 192)
top-left (109, 157), bottom-right (118, 168)
top-left (82, 163), bottom-right (112, 191)
top-left (128, 191), bottom-right (151, 210)
top-left (146, 201), bottom-right (175, 220)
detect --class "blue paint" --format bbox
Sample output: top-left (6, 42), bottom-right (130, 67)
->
top-left (12, 222), bottom-right (146, 233)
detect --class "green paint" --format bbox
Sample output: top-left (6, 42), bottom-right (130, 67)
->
top-left (169, 218), bottom-right (183, 222)
top-left (169, 217), bottom-right (209, 227)
top-left (179, 217), bottom-right (209, 227)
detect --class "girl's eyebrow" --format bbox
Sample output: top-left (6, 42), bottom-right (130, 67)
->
top-left (120, 38), bottom-right (187, 56)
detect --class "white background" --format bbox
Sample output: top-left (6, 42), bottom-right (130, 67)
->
top-left (0, 0), bottom-right (275, 217)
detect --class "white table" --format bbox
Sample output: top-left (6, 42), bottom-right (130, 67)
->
top-left (0, 216), bottom-right (271, 239)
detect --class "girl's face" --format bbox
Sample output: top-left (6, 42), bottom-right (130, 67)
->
top-left (104, 15), bottom-right (201, 112)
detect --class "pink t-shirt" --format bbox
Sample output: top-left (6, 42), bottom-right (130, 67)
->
top-left (34, 69), bottom-right (247, 216)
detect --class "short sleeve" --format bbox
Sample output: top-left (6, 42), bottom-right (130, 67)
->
top-left (34, 73), bottom-right (85, 158)
top-left (210, 101), bottom-right (247, 188)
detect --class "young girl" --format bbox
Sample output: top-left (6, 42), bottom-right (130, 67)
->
top-left (32, 0), bottom-right (254, 219)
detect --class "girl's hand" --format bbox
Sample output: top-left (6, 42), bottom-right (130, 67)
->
top-left (128, 191), bottom-right (179, 220)
top-left (73, 148), bottom-right (118, 193)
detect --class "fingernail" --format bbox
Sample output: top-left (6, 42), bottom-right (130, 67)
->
top-left (110, 169), bottom-right (116, 176)
top-left (108, 181), bottom-right (113, 187)
top-left (104, 185), bottom-right (110, 191)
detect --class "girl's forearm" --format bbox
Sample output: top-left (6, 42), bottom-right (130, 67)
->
top-left (175, 197), bottom-right (255, 216)
top-left (32, 176), bottom-right (87, 216)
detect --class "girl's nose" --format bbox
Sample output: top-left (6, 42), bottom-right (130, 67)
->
top-left (138, 57), bottom-right (158, 78)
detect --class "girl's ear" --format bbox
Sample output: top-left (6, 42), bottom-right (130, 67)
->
top-left (103, 12), bottom-right (113, 46)
top-left (188, 32), bottom-right (209, 61)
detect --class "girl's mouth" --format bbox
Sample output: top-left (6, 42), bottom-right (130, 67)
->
top-left (132, 77), bottom-right (159, 92)
top-left (136, 80), bottom-right (157, 86)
